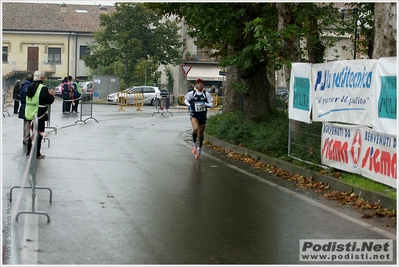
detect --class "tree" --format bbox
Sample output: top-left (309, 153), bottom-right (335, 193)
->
top-left (147, 3), bottom-right (279, 122)
top-left (84, 3), bottom-right (182, 88)
top-left (373, 2), bottom-right (397, 58)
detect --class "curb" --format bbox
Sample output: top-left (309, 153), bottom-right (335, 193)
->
top-left (204, 134), bottom-right (396, 210)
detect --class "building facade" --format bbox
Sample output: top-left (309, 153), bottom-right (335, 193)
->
top-left (2, 2), bottom-right (115, 90)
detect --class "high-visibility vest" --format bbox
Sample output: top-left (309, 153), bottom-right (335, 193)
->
top-left (76, 82), bottom-right (82, 94)
top-left (25, 84), bottom-right (44, 120)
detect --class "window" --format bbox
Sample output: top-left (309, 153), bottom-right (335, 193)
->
top-left (80, 46), bottom-right (90, 59)
top-left (48, 48), bottom-right (61, 63)
top-left (142, 87), bottom-right (155, 93)
top-left (2, 46), bottom-right (8, 62)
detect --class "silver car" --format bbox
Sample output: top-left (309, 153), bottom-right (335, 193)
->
top-left (107, 86), bottom-right (161, 106)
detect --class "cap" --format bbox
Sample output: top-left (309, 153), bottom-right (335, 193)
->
top-left (196, 78), bottom-right (204, 84)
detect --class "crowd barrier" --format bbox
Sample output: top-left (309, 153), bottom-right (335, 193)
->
top-left (5, 115), bottom-right (53, 265)
top-left (5, 89), bottom-right (13, 107)
top-left (117, 92), bottom-right (128, 111)
top-left (210, 93), bottom-right (218, 109)
top-left (117, 92), bottom-right (144, 111)
top-left (152, 93), bottom-right (173, 117)
top-left (9, 115), bottom-right (53, 222)
top-left (75, 93), bottom-right (98, 123)
top-left (2, 90), bottom-right (10, 117)
top-left (45, 103), bottom-right (57, 134)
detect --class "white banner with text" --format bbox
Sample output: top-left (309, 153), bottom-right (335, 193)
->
top-left (321, 122), bottom-right (397, 188)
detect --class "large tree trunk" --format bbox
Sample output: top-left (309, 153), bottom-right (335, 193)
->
top-left (241, 61), bottom-right (270, 122)
top-left (223, 62), bottom-right (270, 122)
top-left (276, 3), bottom-right (301, 88)
top-left (222, 66), bottom-right (242, 114)
top-left (373, 3), bottom-right (397, 58)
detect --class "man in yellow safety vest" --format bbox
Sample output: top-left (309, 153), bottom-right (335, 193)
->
top-left (25, 70), bottom-right (55, 159)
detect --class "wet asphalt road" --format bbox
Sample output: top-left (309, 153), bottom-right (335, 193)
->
top-left (2, 99), bottom-right (396, 264)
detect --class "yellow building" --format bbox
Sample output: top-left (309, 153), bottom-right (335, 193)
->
top-left (2, 2), bottom-right (115, 89)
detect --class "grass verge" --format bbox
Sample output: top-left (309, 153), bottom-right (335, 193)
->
top-left (206, 109), bottom-right (396, 201)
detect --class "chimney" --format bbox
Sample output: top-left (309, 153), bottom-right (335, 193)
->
top-left (60, 2), bottom-right (67, 14)
top-left (100, 5), bottom-right (107, 14)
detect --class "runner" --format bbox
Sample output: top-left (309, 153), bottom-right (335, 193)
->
top-left (184, 78), bottom-right (213, 159)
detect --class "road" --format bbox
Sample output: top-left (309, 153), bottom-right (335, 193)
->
top-left (2, 99), bottom-right (396, 265)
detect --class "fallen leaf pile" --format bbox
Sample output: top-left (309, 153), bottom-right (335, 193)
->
top-left (204, 140), bottom-right (396, 224)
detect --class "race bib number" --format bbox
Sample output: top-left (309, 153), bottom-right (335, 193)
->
top-left (194, 101), bottom-right (206, 112)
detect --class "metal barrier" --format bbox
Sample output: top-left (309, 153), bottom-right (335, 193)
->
top-left (5, 116), bottom-right (53, 265)
top-left (6, 89), bottom-right (13, 107)
top-left (75, 93), bottom-right (98, 123)
top-left (9, 115), bottom-right (53, 222)
top-left (117, 92), bottom-right (144, 111)
top-left (210, 93), bottom-right (218, 108)
top-left (45, 104), bottom-right (57, 134)
top-left (132, 92), bottom-right (144, 111)
top-left (152, 93), bottom-right (173, 117)
top-left (117, 92), bottom-right (128, 111)
top-left (2, 90), bottom-right (10, 117)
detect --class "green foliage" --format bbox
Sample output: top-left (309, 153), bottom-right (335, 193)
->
top-left (84, 3), bottom-right (182, 88)
top-left (206, 110), bottom-right (289, 157)
top-left (164, 66), bottom-right (174, 85)
top-left (147, 3), bottom-right (277, 71)
top-left (340, 173), bottom-right (396, 199)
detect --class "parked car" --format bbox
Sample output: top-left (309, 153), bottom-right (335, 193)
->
top-left (107, 86), bottom-right (161, 106)
top-left (276, 88), bottom-right (289, 109)
top-left (54, 80), bottom-right (91, 97)
top-left (81, 81), bottom-right (93, 93)
top-left (54, 83), bottom-right (62, 98)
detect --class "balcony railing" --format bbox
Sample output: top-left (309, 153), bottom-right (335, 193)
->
top-left (2, 60), bottom-right (56, 79)
top-left (183, 50), bottom-right (220, 62)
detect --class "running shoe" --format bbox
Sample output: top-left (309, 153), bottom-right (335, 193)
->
top-left (195, 149), bottom-right (201, 159)
top-left (192, 145), bottom-right (197, 155)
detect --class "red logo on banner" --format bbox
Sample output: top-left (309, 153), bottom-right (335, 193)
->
top-left (322, 138), bottom-right (349, 164)
top-left (351, 129), bottom-right (362, 167)
top-left (181, 65), bottom-right (192, 75)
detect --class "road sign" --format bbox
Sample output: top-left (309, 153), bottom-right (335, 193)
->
top-left (181, 65), bottom-right (192, 76)
top-left (219, 71), bottom-right (227, 76)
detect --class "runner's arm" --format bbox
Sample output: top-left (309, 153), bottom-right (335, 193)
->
top-left (205, 93), bottom-right (214, 108)
top-left (184, 93), bottom-right (191, 106)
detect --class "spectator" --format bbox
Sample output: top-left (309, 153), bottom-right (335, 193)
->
top-left (218, 86), bottom-right (223, 96)
top-left (188, 83), bottom-right (194, 92)
top-left (210, 85), bottom-right (216, 93)
top-left (61, 76), bottom-right (71, 114)
top-left (72, 76), bottom-right (81, 113)
top-left (160, 86), bottom-right (168, 97)
top-left (18, 74), bottom-right (34, 145)
top-left (25, 70), bottom-right (55, 159)
top-left (13, 80), bottom-right (21, 114)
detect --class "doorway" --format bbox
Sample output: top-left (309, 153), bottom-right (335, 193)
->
top-left (27, 47), bottom-right (38, 72)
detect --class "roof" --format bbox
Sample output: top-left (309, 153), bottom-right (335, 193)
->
top-left (2, 2), bottom-right (116, 33)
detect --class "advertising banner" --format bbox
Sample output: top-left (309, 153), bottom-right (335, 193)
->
top-left (321, 122), bottom-right (397, 188)
top-left (288, 63), bottom-right (312, 123)
top-left (371, 57), bottom-right (397, 136)
top-left (312, 60), bottom-right (377, 125)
